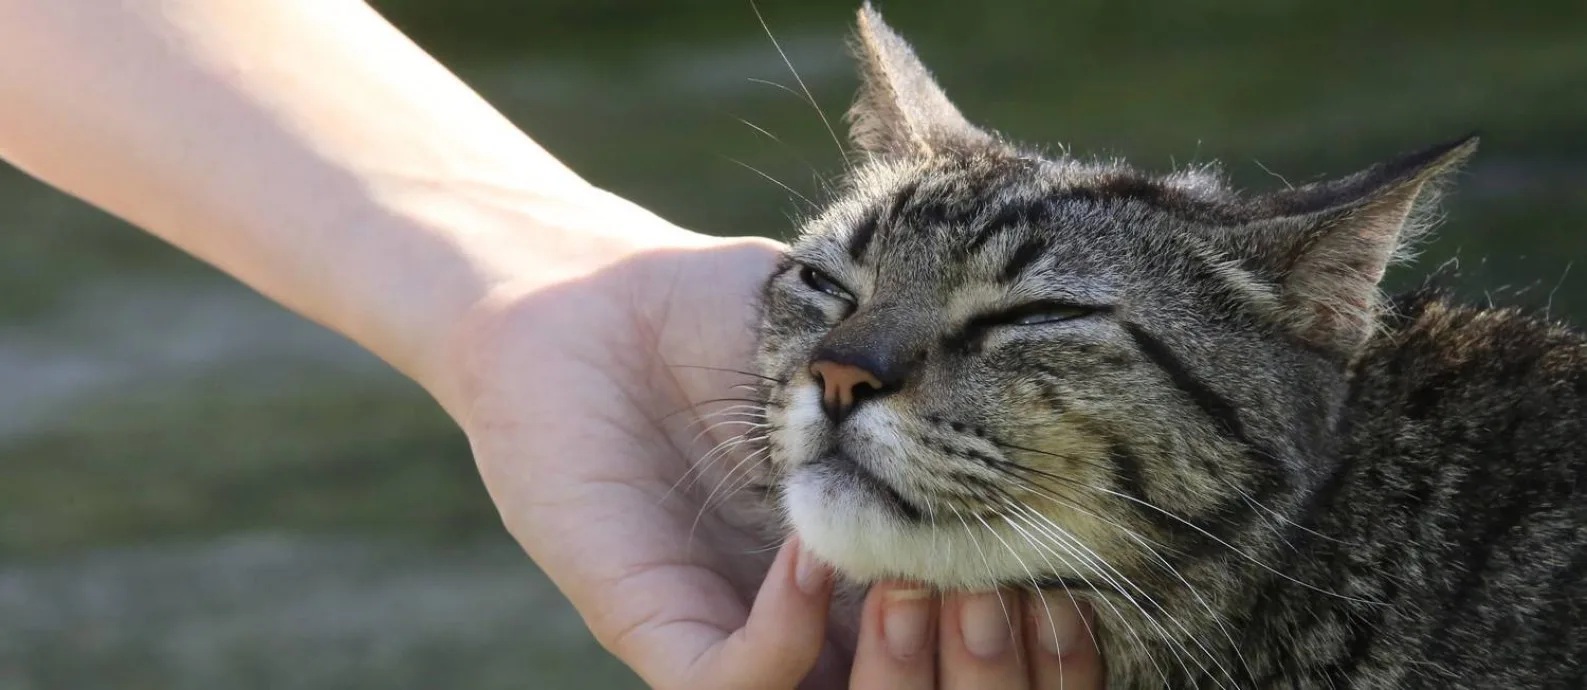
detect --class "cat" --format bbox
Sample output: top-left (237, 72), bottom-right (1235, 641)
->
top-left (744, 4), bottom-right (1587, 688)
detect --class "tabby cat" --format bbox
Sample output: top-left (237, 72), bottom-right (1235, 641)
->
top-left (745, 5), bottom-right (1587, 688)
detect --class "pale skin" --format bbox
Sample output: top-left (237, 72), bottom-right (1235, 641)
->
top-left (0, 1), bottom-right (1104, 687)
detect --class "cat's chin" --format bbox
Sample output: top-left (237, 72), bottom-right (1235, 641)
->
top-left (782, 468), bottom-right (1045, 590)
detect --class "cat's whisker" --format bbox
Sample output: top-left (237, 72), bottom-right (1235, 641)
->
top-left (995, 501), bottom-right (1215, 688)
top-left (658, 419), bottom-right (767, 506)
top-left (977, 460), bottom-right (1191, 565)
top-left (724, 113), bottom-right (837, 196)
top-left (663, 363), bottom-right (785, 383)
top-left (1046, 470), bottom-right (1382, 607)
top-left (990, 437), bottom-right (1118, 477)
top-left (689, 445), bottom-right (772, 545)
top-left (988, 506), bottom-right (1093, 687)
top-left (748, 0), bottom-right (850, 167)
top-left (971, 511), bottom-right (1034, 662)
top-left (682, 425), bottom-right (768, 473)
top-left (703, 444), bottom-right (772, 508)
top-left (1547, 260), bottom-right (1572, 318)
top-left (725, 156), bottom-right (817, 208)
top-left (1221, 479), bottom-right (1354, 549)
top-left (1007, 491), bottom-right (1258, 688)
top-left (679, 409), bottom-right (765, 467)
top-left (694, 403), bottom-right (768, 420)
top-left (686, 415), bottom-right (768, 447)
top-left (978, 443), bottom-right (1380, 606)
top-left (977, 483), bottom-right (1212, 685)
top-left (982, 464), bottom-right (1225, 663)
top-left (681, 404), bottom-right (767, 433)
top-left (716, 446), bottom-right (780, 510)
top-left (657, 397), bottom-right (776, 424)
top-left (737, 533), bottom-right (794, 556)
top-left (1004, 498), bottom-right (1245, 690)
top-left (992, 501), bottom-right (1178, 686)
top-left (952, 507), bottom-right (1006, 596)
top-left (744, 77), bottom-right (803, 100)
top-left (992, 468), bottom-right (1181, 556)
top-left (974, 447), bottom-right (1249, 680)
top-left (688, 431), bottom-right (761, 483)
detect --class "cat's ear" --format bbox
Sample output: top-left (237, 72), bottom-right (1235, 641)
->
top-left (848, 3), bottom-right (995, 157)
top-left (1229, 135), bottom-right (1478, 351)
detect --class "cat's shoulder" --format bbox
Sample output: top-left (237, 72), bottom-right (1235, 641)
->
top-left (1354, 287), bottom-right (1586, 422)
top-left (1381, 288), bottom-right (1584, 369)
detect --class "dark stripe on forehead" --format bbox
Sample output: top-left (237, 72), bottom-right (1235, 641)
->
top-left (999, 236), bottom-right (1049, 283)
top-left (852, 180), bottom-right (920, 263)
top-left (967, 198), bottom-right (1044, 252)
top-left (1058, 176), bottom-right (1263, 227)
top-left (1122, 322), bottom-right (1257, 450)
top-left (884, 180), bottom-right (920, 225)
top-left (846, 205), bottom-right (882, 260)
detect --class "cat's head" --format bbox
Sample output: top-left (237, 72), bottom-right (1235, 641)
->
top-left (753, 4), bottom-right (1475, 590)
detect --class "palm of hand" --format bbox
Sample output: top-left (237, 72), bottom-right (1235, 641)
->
top-left (448, 232), bottom-right (844, 687)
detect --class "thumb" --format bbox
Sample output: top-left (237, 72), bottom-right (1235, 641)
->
top-left (685, 537), bottom-right (835, 689)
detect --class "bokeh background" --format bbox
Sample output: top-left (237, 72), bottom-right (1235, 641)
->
top-left (1, 1), bottom-right (1583, 688)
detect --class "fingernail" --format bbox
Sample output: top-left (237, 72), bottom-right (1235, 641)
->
top-left (793, 545), bottom-right (830, 596)
top-left (882, 588), bottom-right (933, 659)
top-left (1031, 592), bottom-right (1088, 656)
top-left (960, 590), bottom-right (1015, 659)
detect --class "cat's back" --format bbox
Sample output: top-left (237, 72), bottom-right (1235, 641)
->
top-left (1319, 290), bottom-right (1587, 688)
top-left (1350, 289), bottom-right (1586, 462)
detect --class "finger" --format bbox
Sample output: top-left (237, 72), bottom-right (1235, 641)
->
top-left (533, 479), bottom-right (757, 690)
top-left (688, 537), bottom-right (834, 689)
top-left (1026, 592), bottom-right (1103, 690)
top-left (940, 589), bottom-right (1030, 690)
top-left (847, 581), bottom-right (937, 689)
top-left (797, 640), bottom-right (854, 690)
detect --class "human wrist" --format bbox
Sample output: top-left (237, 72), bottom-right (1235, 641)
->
top-left (406, 178), bottom-right (730, 409)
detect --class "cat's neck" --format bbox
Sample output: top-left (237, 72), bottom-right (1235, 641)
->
top-left (1244, 291), bottom-right (1582, 682)
top-left (1097, 292), bottom-right (1587, 688)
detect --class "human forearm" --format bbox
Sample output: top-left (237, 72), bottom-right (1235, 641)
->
top-left (0, 0), bottom-right (663, 406)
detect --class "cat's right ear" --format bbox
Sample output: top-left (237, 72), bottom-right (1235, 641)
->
top-left (847, 3), bottom-right (995, 158)
top-left (1226, 135), bottom-right (1479, 353)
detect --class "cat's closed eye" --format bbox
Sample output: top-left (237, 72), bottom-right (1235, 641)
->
top-left (798, 264), bottom-right (855, 303)
top-left (970, 301), bottom-right (1101, 333)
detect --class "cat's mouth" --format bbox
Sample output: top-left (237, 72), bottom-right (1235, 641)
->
top-left (810, 451), bottom-right (927, 522)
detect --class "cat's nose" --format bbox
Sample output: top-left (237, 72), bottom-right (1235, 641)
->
top-left (808, 359), bottom-right (886, 423)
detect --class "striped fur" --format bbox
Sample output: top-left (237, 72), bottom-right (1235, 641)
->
top-left (742, 6), bottom-right (1587, 688)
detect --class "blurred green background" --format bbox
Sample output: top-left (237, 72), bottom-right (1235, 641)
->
top-left (0, 1), bottom-right (1582, 688)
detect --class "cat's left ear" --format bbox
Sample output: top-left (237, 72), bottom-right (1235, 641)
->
top-left (847, 3), bottom-right (996, 158)
top-left (1226, 135), bottom-right (1479, 352)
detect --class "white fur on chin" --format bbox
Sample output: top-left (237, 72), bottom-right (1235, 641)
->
top-left (783, 468), bottom-right (1041, 590)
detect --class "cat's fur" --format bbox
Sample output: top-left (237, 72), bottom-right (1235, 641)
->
top-left (746, 5), bottom-right (1587, 688)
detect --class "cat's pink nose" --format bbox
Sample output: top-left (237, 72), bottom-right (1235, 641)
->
top-left (809, 360), bottom-right (885, 423)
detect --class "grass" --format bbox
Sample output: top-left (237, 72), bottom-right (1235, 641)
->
top-left (0, 375), bottom-right (486, 558)
top-left (0, 535), bottom-right (644, 689)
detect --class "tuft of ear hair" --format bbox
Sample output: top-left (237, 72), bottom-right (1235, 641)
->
top-left (847, 3), bottom-right (997, 158)
top-left (1228, 135), bottom-right (1480, 353)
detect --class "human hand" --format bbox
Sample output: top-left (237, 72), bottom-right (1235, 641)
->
top-left (445, 193), bottom-right (855, 688)
top-left (848, 583), bottom-right (1104, 689)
